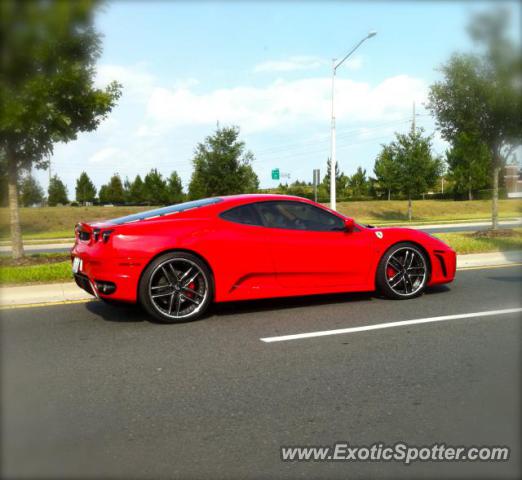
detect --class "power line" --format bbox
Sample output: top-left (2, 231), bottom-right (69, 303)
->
top-left (254, 119), bottom-right (433, 163)
top-left (252, 117), bottom-right (427, 156)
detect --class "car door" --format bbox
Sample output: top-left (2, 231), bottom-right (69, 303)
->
top-left (254, 200), bottom-right (371, 290)
top-left (213, 203), bottom-right (277, 299)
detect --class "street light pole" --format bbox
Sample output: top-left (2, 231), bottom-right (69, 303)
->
top-left (330, 31), bottom-right (376, 211)
top-left (330, 59), bottom-right (336, 211)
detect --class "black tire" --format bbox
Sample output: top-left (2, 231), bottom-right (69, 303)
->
top-left (139, 252), bottom-right (213, 323)
top-left (376, 242), bottom-right (429, 300)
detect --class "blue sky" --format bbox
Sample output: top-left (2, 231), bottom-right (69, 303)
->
top-left (37, 0), bottom-right (520, 196)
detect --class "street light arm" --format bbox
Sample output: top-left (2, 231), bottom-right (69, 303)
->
top-left (334, 38), bottom-right (366, 71)
top-left (334, 31), bottom-right (376, 71)
top-left (329, 30), bottom-right (376, 212)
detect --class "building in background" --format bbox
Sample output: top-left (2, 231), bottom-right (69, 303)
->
top-left (504, 163), bottom-right (522, 198)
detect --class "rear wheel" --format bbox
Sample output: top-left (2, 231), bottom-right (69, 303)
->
top-left (376, 243), bottom-right (429, 299)
top-left (139, 252), bottom-right (213, 323)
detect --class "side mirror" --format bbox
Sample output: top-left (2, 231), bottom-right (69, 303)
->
top-left (344, 217), bottom-right (355, 232)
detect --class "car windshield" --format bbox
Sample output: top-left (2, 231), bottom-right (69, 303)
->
top-left (107, 198), bottom-right (223, 225)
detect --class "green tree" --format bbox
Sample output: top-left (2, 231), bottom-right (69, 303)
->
top-left (445, 132), bottom-right (490, 200)
top-left (123, 177), bottom-right (132, 204)
top-left (48, 174), bottom-right (68, 206)
top-left (428, 8), bottom-right (521, 228)
top-left (167, 171), bottom-right (184, 204)
top-left (75, 172), bottom-right (97, 204)
top-left (20, 174), bottom-right (44, 206)
top-left (99, 173), bottom-right (124, 204)
top-left (0, 153), bottom-right (9, 207)
top-left (98, 185), bottom-right (109, 204)
top-left (188, 126), bottom-right (259, 199)
top-left (143, 169), bottom-right (168, 205)
top-left (129, 175), bottom-right (145, 204)
top-left (281, 179), bottom-right (314, 200)
top-left (321, 158), bottom-right (348, 200)
top-left (348, 167), bottom-right (369, 198)
top-left (0, 0), bottom-right (121, 258)
top-left (373, 145), bottom-right (400, 200)
top-left (389, 129), bottom-right (442, 221)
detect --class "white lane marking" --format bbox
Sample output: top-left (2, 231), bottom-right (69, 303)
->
top-left (260, 308), bottom-right (522, 343)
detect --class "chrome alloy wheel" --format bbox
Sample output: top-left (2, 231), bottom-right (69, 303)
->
top-left (148, 258), bottom-right (209, 320)
top-left (385, 247), bottom-right (427, 297)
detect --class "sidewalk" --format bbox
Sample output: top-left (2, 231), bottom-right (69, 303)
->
top-left (0, 242), bottom-right (73, 253)
top-left (456, 250), bottom-right (522, 269)
top-left (1, 251), bottom-right (521, 309)
top-left (0, 281), bottom-right (92, 308)
top-left (409, 218), bottom-right (522, 231)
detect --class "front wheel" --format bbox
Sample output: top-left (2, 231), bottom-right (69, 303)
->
top-left (139, 252), bottom-right (213, 323)
top-left (376, 243), bottom-right (429, 299)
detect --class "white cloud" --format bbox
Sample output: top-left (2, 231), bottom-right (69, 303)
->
top-left (172, 78), bottom-right (200, 89)
top-left (45, 61), bottom-right (433, 194)
top-left (254, 55), bottom-right (326, 73)
top-left (95, 63), bottom-right (156, 101)
top-left (253, 55), bottom-right (362, 73)
top-left (88, 147), bottom-right (122, 164)
top-left (341, 55), bottom-right (363, 71)
top-left (140, 74), bottom-right (427, 134)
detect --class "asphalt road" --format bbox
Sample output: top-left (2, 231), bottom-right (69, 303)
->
top-left (1, 266), bottom-right (521, 479)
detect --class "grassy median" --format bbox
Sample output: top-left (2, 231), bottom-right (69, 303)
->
top-left (0, 254), bottom-right (71, 286)
top-left (435, 228), bottom-right (522, 255)
top-left (0, 199), bottom-right (520, 241)
top-left (1, 229), bottom-right (521, 286)
top-left (336, 199), bottom-right (522, 224)
top-left (0, 205), bottom-right (151, 241)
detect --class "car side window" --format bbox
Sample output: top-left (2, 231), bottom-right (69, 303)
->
top-left (220, 204), bottom-right (263, 226)
top-left (254, 201), bottom-right (345, 232)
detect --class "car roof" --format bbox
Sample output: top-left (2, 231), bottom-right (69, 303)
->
top-left (211, 194), bottom-right (345, 218)
top-left (100, 194), bottom-right (339, 227)
top-left (217, 193), bottom-right (316, 205)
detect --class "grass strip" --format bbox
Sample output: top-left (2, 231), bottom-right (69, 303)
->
top-left (435, 230), bottom-right (522, 255)
top-left (0, 261), bottom-right (71, 286)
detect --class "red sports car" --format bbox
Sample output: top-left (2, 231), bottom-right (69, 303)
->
top-left (71, 194), bottom-right (456, 323)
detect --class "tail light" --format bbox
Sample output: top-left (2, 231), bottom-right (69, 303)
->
top-left (75, 224), bottom-right (113, 243)
top-left (93, 228), bottom-right (113, 242)
top-left (75, 224), bottom-right (91, 241)
top-left (101, 229), bottom-right (114, 243)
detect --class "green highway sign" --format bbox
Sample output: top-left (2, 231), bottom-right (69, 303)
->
top-left (271, 168), bottom-right (280, 180)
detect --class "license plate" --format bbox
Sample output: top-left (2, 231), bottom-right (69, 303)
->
top-left (72, 257), bottom-right (83, 274)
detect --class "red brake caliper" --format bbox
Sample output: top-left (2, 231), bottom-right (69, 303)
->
top-left (185, 281), bottom-right (196, 299)
top-left (387, 266), bottom-right (397, 279)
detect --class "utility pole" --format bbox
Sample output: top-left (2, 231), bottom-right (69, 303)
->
top-left (48, 156), bottom-right (51, 207)
top-left (412, 101), bottom-right (416, 133)
top-left (330, 58), bottom-right (336, 211)
top-left (329, 31), bottom-right (376, 211)
top-left (313, 169), bottom-right (320, 202)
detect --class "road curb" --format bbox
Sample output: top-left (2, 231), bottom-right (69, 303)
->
top-left (0, 282), bottom-right (93, 308)
top-left (456, 250), bottom-right (522, 269)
